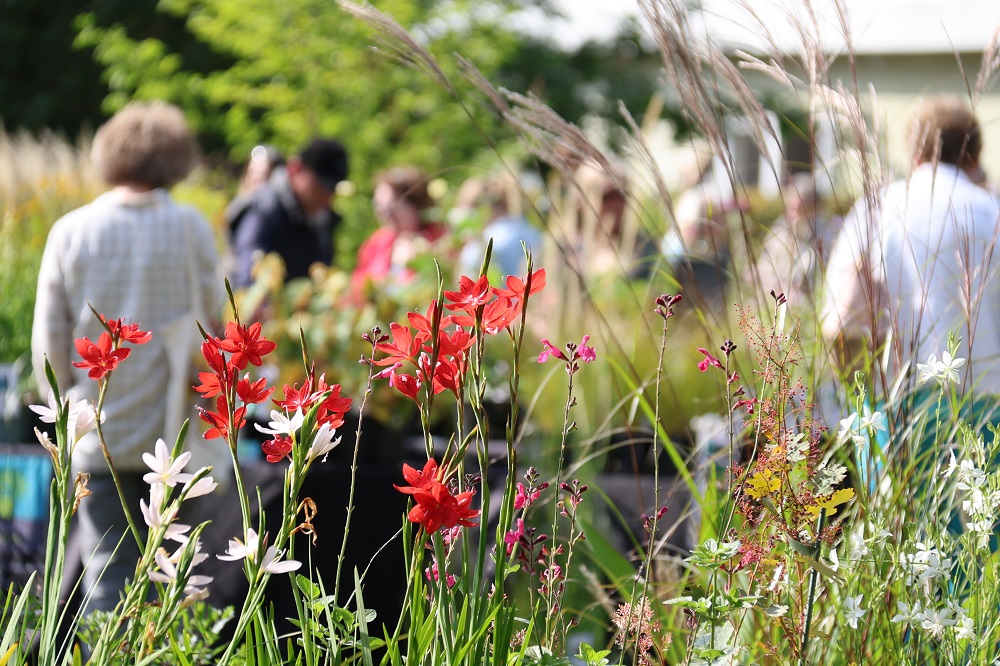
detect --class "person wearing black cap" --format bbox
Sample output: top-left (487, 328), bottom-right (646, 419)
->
top-left (228, 137), bottom-right (349, 288)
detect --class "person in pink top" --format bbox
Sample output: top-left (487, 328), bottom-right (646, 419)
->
top-left (351, 166), bottom-right (446, 299)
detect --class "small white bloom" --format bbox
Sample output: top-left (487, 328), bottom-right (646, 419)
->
top-left (142, 439), bottom-right (193, 487)
top-left (890, 600), bottom-right (922, 626)
top-left (217, 528), bottom-right (260, 562)
top-left (943, 449), bottom-right (959, 478)
top-left (859, 406), bottom-right (886, 433)
top-left (828, 548), bottom-right (840, 572)
top-left (306, 422), bottom-right (341, 462)
top-left (255, 409), bottom-right (304, 437)
top-left (916, 354), bottom-right (940, 385)
top-left (259, 545), bottom-right (301, 576)
top-left (848, 530), bottom-right (869, 561)
top-left (955, 616), bottom-right (975, 641)
top-left (920, 607), bottom-right (956, 638)
top-left (139, 485), bottom-right (190, 543)
top-left (182, 474), bottom-right (218, 499)
top-left (28, 391), bottom-right (82, 424)
top-left (844, 594), bottom-right (866, 629)
top-left (837, 413), bottom-right (858, 444)
top-left (149, 549), bottom-right (213, 596)
top-left (937, 351), bottom-right (966, 385)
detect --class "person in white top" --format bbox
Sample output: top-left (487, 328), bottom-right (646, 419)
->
top-left (32, 101), bottom-right (222, 611)
top-left (822, 96), bottom-right (1000, 399)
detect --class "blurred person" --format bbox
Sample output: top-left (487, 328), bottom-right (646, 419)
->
top-left (573, 161), bottom-right (656, 280)
top-left (749, 173), bottom-right (832, 308)
top-left (351, 165), bottom-right (447, 298)
top-left (663, 155), bottom-right (745, 309)
top-left (456, 174), bottom-right (543, 278)
top-left (822, 95), bottom-right (1000, 400)
top-left (31, 101), bottom-right (223, 611)
top-left (228, 138), bottom-right (349, 288)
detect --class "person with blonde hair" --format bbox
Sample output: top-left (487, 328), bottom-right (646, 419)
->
top-left (32, 100), bottom-right (222, 611)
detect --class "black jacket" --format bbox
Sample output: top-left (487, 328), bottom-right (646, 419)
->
top-left (227, 167), bottom-right (340, 288)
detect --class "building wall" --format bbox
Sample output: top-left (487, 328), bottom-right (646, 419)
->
top-left (829, 53), bottom-right (1000, 182)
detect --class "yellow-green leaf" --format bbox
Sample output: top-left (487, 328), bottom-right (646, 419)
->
top-left (805, 487), bottom-right (855, 518)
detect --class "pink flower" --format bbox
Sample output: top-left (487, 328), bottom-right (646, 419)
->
top-left (504, 518), bottom-right (526, 555)
top-left (538, 339), bottom-right (566, 363)
top-left (514, 482), bottom-right (541, 510)
top-left (697, 348), bottom-right (724, 372)
top-left (538, 335), bottom-right (597, 373)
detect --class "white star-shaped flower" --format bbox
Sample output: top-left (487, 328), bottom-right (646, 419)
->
top-left (254, 409), bottom-right (304, 437)
top-left (844, 594), bottom-right (866, 629)
top-left (142, 439), bottom-right (193, 487)
top-left (217, 528), bottom-right (261, 562)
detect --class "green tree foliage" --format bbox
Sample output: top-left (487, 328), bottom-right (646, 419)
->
top-left (76, 0), bottom-right (528, 183)
top-left (0, 0), bottom-right (231, 141)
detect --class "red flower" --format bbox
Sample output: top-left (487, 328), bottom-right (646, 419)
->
top-left (407, 301), bottom-right (452, 345)
top-left (697, 348), bottom-right (724, 372)
top-left (394, 458), bottom-right (440, 494)
top-left (390, 369), bottom-right (421, 402)
top-left (101, 316), bottom-right (153, 345)
top-left (217, 321), bottom-right (276, 370)
top-left (201, 339), bottom-right (227, 375)
top-left (72, 332), bottom-right (131, 380)
top-left (198, 395), bottom-right (247, 441)
top-left (314, 379), bottom-right (352, 427)
top-left (193, 371), bottom-right (224, 398)
top-left (407, 482), bottom-right (480, 534)
top-left (374, 322), bottom-right (421, 368)
top-left (443, 275), bottom-right (492, 315)
top-left (237, 373), bottom-right (274, 405)
top-left (450, 296), bottom-right (518, 333)
top-left (261, 434), bottom-right (293, 463)
top-left (494, 268), bottom-right (546, 303)
top-left (273, 380), bottom-right (318, 413)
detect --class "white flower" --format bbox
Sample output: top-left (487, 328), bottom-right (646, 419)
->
top-left (140, 485), bottom-right (190, 543)
top-left (216, 528), bottom-right (300, 576)
top-left (148, 549), bottom-right (213, 596)
top-left (828, 548), bottom-right (840, 572)
top-left (306, 422), bottom-right (341, 462)
top-left (917, 351), bottom-right (966, 386)
top-left (142, 439), bottom-right (193, 487)
top-left (28, 392), bottom-right (103, 450)
top-left (28, 390), bottom-right (81, 424)
top-left (217, 528), bottom-right (260, 562)
top-left (259, 545), bottom-right (301, 575)
top-left (955, 616), bottom-right (975, 641)
top-left (836, 413), bottom-right (858, 444)
top-left (72, 404), bottom-right (103, 442)
top-left (890, 600), bottom-right (922, 626)
top-left (899, 542), bottom-right (952, 586)
top-left (848, 530), bottom-right (869, 561)
top-left (920, 607), bottom-right (956, 638)
top-left (182, 474), bottom-right (218, 499)
top-left (917, 354), bottom-right (940, 385)
top-left (254, 409), bottom-right (304, 437)
top-left (858, 406), bottom-right (886, 433)
top-left (844, 594), bottom-right (866, 629)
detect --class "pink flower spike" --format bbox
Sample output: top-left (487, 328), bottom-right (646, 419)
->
top-left (578, 335), bottom-right (596, 363)
top-left (697, 348), bottom-right (724, 372)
